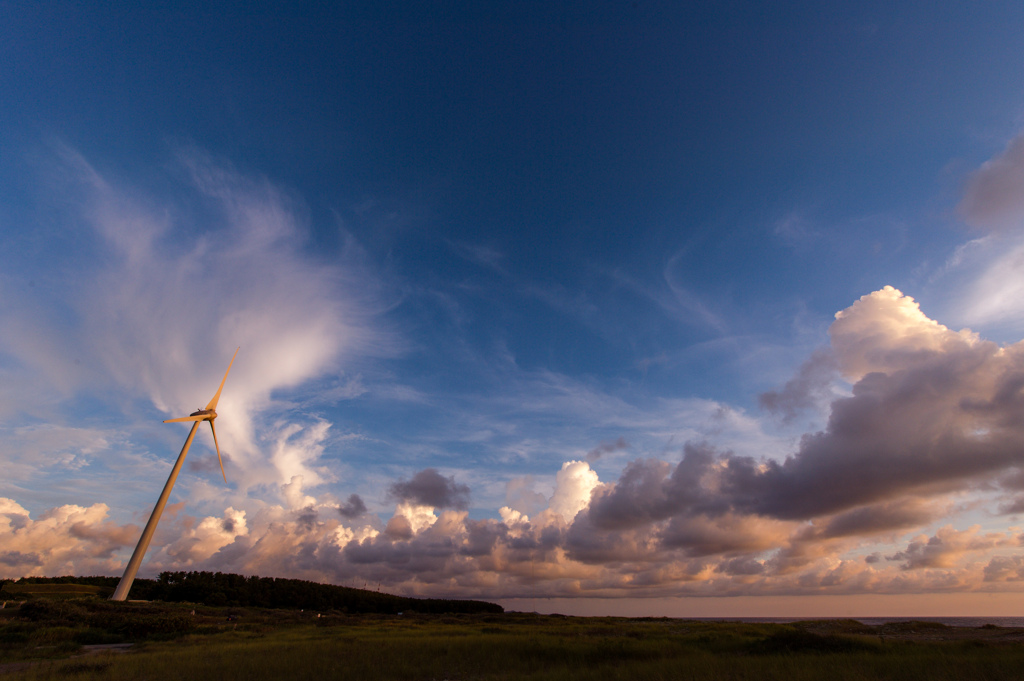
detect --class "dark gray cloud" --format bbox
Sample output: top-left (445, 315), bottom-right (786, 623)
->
top-left (296, 506), bottom-right (319, 530)
top-left (0, 550), bottom-right (41, 567)
top-left (383, 514), bottom-right (413, 540)
top-left (885, 526), bottom-right (1009, 570)
top-left (985, 555), bottom-right (1024, 582)
top-left (636, 293), bottom-right (1024, 523)
top-left (759, 349), bottom-right (837, 422)
top-left (719, 556), bottom-right (766, 576)
top-left (586, 437), bottom-right (629, 462)
top-left (660, 513), bottom-right (778, 557)
top-left (338, 494), bottom-right (367, 519)
top-left (187, 452), bottom-right (233, 475)
top-left (388, 468), bottom-right (470, 510)
top-left (818, 500), bottom-right (936, 539)
top-left (590, 353), bottom-right (1024, 526)
top-left (572, 288), bottom-right (1024, 574)
top-left (728, 363), bottom-right (1024, 520)
top-left (959, 133), bottom-right (1024, 233)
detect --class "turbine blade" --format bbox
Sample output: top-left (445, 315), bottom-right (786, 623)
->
top-left (209, 420), bottom-right (227, 483)
top-left (164, 415), bottom-right (208, 423)
top-left (205, 347), bottom-right (239, 411)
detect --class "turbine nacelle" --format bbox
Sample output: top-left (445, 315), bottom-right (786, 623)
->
top-left (162, 348), bottom-right (237, 483)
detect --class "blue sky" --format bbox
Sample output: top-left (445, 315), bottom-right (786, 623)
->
top-left (5, 2), bottom-right (1024, 615)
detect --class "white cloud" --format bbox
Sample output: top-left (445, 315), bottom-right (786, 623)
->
top-left (162, 507), bottom-right (248, 563)
top-left (547, 460), bottom-right (600, 523)
top-left (831, 285), bottom-right (981, 380)
top-left (953, 240), bottom-right (1024, 328)
top-left (0, 145), bottom-right (397, 507)
top-left (947, 133), bottom-right (1024, 330)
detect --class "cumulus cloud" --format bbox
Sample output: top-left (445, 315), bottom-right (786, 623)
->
top-left (887, 526), bottom-right (1013, 570)
top-left (162, 507), bottom-right (248, 563)
top-left (959, 133), bottom-right (1024, 233)
top-left (709, 286), bottom-right (1024, 520)
top-left (0, 498), bottom-right (136, 578)
top-left (388, 469), bottom-right (471, 510)
top-left (984, 555), bottom-right (1024, 582)
top-left (547, 461), bottom-right (600, 523)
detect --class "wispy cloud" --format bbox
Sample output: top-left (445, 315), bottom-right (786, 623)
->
top-left (935, 132), bottom-right (1024, 332)
top-left (959, 132), bottom-right (1024, 234)
top-left (0, 144), bottom-right (397, 504)
top-left (605, 256), bottom-right (727, 334)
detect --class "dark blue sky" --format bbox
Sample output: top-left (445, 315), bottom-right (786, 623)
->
top-left (5, 2), bottom-right (1024, 610)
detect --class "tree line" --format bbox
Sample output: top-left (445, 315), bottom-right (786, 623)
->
top-left (4, 572), bottom-right (503, 614)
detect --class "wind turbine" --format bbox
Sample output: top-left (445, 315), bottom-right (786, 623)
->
top-left (110, 348), bottom-right (239, 602)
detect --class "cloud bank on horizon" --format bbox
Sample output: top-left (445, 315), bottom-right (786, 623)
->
top-left (6, 284), bottom-right (1024, 597)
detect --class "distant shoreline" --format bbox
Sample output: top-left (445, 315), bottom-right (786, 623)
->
top-left (677, 616), bottom-right (1024, 628)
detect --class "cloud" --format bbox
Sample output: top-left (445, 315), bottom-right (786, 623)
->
top-left (388, 469), bottom-right (471, 510)
top-left (0, 145), bottom-right (397, 507)
top-left (0, 498), bottom-right (137, 578)
top-left (446, 240), bottom-right (506, 272)
top-left (503, 476), bottom-right (548, 516)
top-left (586, 437), bottom-right (628, 463)
top-left (773, 211), bottom-right (819, 245)
top-left (547, 461), bottom-right (600, 523)
top-left (959, 133), bottom-right (1024, 233)
top-left (984, 555), bottom-right (1024, 582)
top-left (759, 349), bottom-right (837, 422)
top-left (162, 507), bottom-right (248, 563)
top-left (338, 494), bottom-right (367, 519)
top-left (0, 425), bottom-right (121, 482)
top-left (712, 286), bottom-right (1024, 520)
top-left (817, 499), bottom-right (938, 539)
top-left (887, 526), bottom-right (1012, 570)
top-left (950, 239), bottom-right (1024, 328)
top-left (7, 286), bottom-right (1024, 599)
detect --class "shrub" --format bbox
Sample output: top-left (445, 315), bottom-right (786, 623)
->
top-left (752, 628), bottom-right (880, 655)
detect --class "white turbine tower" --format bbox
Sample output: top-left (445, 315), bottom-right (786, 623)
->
top-left (110, 348), bottom-right (239, 601)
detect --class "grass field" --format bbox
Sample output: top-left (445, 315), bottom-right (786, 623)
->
top-left (4, 599), bottom-right (1024, 680)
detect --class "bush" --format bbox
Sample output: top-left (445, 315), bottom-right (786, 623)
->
top-left (752, 628), bottom-right (880, 655)
top-left (17, 599), bottom-right (86, 623)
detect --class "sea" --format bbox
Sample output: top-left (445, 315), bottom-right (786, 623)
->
top-left (690, 617), bottom-right (1024, 628)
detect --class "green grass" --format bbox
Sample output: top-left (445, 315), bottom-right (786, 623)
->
top-left (1, 582), bottom-right (110, 600)
top-left (3, 602), bottom-right (1024, 680)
